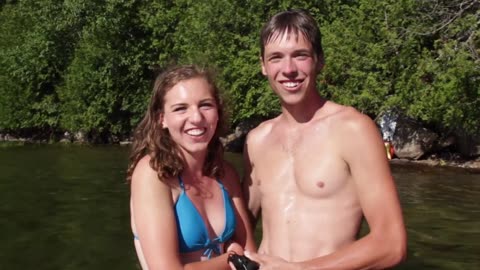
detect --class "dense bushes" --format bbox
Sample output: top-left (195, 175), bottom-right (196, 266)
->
top-left (0, 0), bottom-right (478, 141)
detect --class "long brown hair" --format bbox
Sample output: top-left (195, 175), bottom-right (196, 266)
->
top-left (126, 65), bottom-right (225, 183)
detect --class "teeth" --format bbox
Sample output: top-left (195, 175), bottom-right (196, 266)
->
top-left (283, 82), bottom-right (299, 88)
top-left (186, 128), bottom-right (206, 136)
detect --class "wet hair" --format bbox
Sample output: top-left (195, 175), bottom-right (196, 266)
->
top-left (260, 9), bottom-right (324, 64)
top-left (126, 65), bottom-right (225, 183)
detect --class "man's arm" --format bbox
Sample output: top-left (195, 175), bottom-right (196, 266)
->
top-left (247, 112), bottom-right (407, 270)
top-left (242, 132), bottom-right (262, 230)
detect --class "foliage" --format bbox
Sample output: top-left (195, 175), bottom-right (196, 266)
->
top-left (0, 0), bottom-right (478, 140)
top-left (319, 0), bottom-right (480, 134)
top-left (58, 0), bottom-right (152, 137)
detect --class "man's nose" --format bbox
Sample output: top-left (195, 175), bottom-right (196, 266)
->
top-left (283, 58), bottom-right (298, 76)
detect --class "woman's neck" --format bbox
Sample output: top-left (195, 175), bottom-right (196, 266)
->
top-left (181, 150), bottom-right (207, 180)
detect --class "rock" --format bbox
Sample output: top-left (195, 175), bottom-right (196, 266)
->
top-left (393, 122), bottom-right (438, 160)
top-left (376, 109), bottom-right (399, 142)
top-left (59, 131), bottom-right (72, 143)
top-left (222, 118), bottom-right (264, 152)
top-left (73, 131), bottom-right (87, 143)
top-left (4, 133), bottom-right (18, 141)
top-left (435, 135), bottom-right (456, 150)
top-left (455, 131), bottom-right (480, 158)
top-left (376, 110), bottom-right (439, 160)
top-left (110, 134), bottom-right (120, 144)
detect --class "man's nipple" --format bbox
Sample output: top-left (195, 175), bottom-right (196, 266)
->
top-left (316, 181), bottom-right (325, 188)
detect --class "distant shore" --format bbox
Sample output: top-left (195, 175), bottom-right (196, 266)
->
top-left (390, 158), bottom-right (480, 173)
top-left (1, 139), bottom-right (479, 173)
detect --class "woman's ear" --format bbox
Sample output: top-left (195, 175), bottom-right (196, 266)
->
top-left (159, 113), bottom-right (167, 129)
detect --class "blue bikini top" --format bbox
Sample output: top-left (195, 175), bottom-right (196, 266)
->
top-left (174, 176), bottom-right (236, 258)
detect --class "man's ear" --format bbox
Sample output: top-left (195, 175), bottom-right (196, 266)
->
top-left (260, 56), bottom-right (267, 76)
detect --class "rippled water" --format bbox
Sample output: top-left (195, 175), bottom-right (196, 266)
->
top-left (392, 165), bottom-right (480, 269)
top-left (0, 145), bottom-right (478, 269)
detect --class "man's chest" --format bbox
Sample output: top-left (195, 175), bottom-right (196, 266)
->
top-left (251, 137), bottom-right (350, 199)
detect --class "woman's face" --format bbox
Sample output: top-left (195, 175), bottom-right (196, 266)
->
top-left (161, 77), bottom-right (219, 157)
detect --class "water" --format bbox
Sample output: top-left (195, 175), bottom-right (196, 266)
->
top-left (393, 165), bottom-right (480, 269)
top-left (0, 145), bottom-right (478, 269)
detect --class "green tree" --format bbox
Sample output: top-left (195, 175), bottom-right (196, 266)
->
top-left (0, 0), bottom-right (99, 137)
top-left (59, 0), bottom-right (156, 139)
top-left (1, 0), bottom-right (478, 141)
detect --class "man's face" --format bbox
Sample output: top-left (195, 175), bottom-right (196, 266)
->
top-left (261, 31), bottom-right (322, 106)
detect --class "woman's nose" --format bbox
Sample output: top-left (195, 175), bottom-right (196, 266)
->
top-left (189, 108), bottom-right (204, 123)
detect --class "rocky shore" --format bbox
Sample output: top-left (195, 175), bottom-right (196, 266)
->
top-left (391, 157), bottom-right (480, 172)
top-left (2, 112), bottom-right (479, 172)
top-left (219, 114), bottom-right (480, 172)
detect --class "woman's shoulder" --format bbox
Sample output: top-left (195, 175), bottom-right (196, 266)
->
top-left (131, 155), bottom-right (175, 189)
top-left (132, 155), bottom-right (155, 177)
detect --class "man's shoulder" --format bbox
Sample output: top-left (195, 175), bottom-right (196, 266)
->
top-left (322, 103), bottom-right (375, 130)
top-left (246, 117), bottom-right (278, 144)
top-left (322, 104), bottom-right (381, 143)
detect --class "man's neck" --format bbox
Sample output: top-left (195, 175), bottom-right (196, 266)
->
top-left (280, 91), bottom-right (326, 125)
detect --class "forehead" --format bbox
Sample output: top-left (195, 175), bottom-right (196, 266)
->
top-left (164, 77), bottom-right (214, 103)
top-left (264, 30), bottom-right (312, 53)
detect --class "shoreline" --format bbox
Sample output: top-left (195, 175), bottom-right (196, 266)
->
top-left (1, 140), bottom-right (479, 173)
top-left (390, 158), bottom-right (480, 173)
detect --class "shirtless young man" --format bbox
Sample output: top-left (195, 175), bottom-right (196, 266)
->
top-left (241, 9), bottom-right (407, 269)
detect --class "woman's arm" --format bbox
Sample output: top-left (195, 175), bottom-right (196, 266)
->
top-left (131, 156), bottom-right (183, 270)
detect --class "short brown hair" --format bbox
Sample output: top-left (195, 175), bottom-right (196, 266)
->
top-left (260, 9), bottom-right (324, 64)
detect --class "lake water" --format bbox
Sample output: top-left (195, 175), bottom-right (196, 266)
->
top-left (0, 144), bottom-right (478, 269)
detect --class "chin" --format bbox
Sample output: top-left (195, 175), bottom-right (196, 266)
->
top-left (281, 94), bottom-right (307, 106)
top-left (181, 143), bottom-right (210, 155)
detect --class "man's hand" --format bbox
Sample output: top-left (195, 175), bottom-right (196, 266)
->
top-left (227, 242), bottom-right (245, 270)
top-left (226, 241), bottom-right (244, 255)
top-left (244, 251), bottom-right (300, 270)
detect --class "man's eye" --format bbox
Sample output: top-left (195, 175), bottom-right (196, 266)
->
top-left (296, 54), bottom-right (309, 60)
top-left (268, 55), bottom-right (281, 62)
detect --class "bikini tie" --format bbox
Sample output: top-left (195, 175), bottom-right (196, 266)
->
top-left (202, 240), bottom-right (221, 259)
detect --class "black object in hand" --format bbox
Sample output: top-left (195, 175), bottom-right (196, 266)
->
top-left (228, 252), bottom-right (260, 270)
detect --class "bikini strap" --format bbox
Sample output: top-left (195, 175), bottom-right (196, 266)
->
top-left (179, 176), bottom-right (223, 191)
top-left (178, 175), bottom-right (185, 191)
top-left (215, 178), bottom-right (225, 189)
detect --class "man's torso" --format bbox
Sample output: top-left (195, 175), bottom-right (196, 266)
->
top-left (248, 105), bottom-right (364, 261)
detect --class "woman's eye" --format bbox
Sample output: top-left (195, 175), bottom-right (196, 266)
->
top-left (173, 107), bottom-right (186, 112)
top-left (200, 103), bottom-right (215, 108)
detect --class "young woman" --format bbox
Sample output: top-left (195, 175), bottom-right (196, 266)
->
top-left (127, 65), bottom-right (256, 270)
